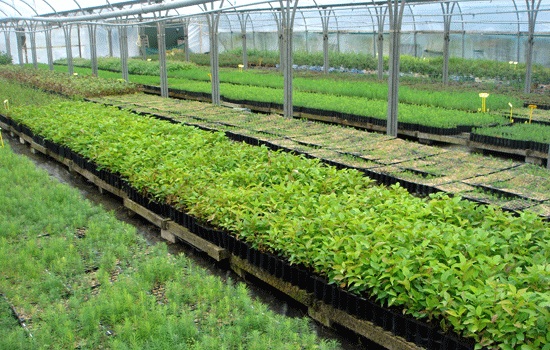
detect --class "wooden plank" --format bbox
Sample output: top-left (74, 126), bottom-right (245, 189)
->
top-left (65, 162), bottom-right (124, 198)
top-left (468, 141), bottom-right (527, 156)
top-left (229, 255), bottom-right (421, 350)
top-left (29, 140), bottom-right (47, 155)
top-left (123, 198), bottom-right (169, 230)
top-left (469, 141), bottom-right (547, 163)
top-left (309, 305), bottom-right (420, 350)
top-left (415, 132), bottom-right (469, 145)
top-left (165, 221), bottom-right (229, 261)
top-left (229, 255), bottom-right (314, 307)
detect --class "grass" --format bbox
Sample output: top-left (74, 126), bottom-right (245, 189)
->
top-left (3, 76), bottom-right (550, 348)
top-left (0, 143), bottom-right (339, 350)
top-left (472, 122), bottom-right (550, 144)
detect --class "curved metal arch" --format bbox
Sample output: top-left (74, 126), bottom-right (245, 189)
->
top-left (71, 0), bottom-right (83, 11)
top-left (373, 4), bottom-right (388, 81)
top-left (365, 6), bottom-right (376, 33)
top-left (299, 10), bottom-right (309, 52)
top-left (14, 0), bottom-right (39, 16)
top-left (221, 12), bottom-right (235, 33)
top-left (366, 6), bottom-right (377, 55)
top-left (405, 3), bottom-right (417, 57)
top-left (327, 9), bottom-right (340, 53)
top-left (38, 0), bottom-right (58, 15)
top-left (164, 7), bottom-right (182, 18)
top-left (105, 0), bottom-right (115, 11)
top-left (441, 0), bottom-right (457, 84)
top-left (0, 0), bottom-right (23, 17)
top-left (453, 2), bottom-right (466, 59)
top-left (512, 0), bottom-right (521, 62)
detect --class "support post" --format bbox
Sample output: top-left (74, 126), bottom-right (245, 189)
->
top-left (375, 6), bottom-right (387, 81)
top-left (3, 29), bottom-right (11, 60)
top-left (77, 24), bottom-right (82, 58)
top-left (88, 24), bottom-right (98, 76)
top-left (237, 14), bottom-right (248, 69)
top-left (45, 26), bottom-right (54, 71)
top-left (29, 27), bottom-right (38, 68)
top-left (524, 0), bottom-right (542, 94)
top-left (107, 27), bottom-right (113, 57)
top-left (273, 12), bottom-right (284, 72)
top-left (157, 21), bottom-right (169, 98)
top-left (441, 2), bottom-right (456, 85)
top-left (138, 25), bottom-right (147, 60)
top-left (15, 26), bottom-right (25, 66)
top-left (183, 19), bottom-right (190, 62)
top-left (279, 0), bottom-right (299, 118)
top-left (204, 1), bottom-right (224, 106)
top-left (119, 24), bottom-right (129, 82)
top-left (386, 0), bottom-right (405, 137)
top-left (63, 25), bottom-right (74, 75)
top-left (319, 8), bottom-right (330, 74)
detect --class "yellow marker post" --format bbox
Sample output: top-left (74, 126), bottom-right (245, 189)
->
top-left (208, 73), bottom-right (212, 82)
top-left (528, 104), bottom-right (537, 124)
top-left (258, 58), bottom-right (263, 67)
top-left (238, 64), bottom-right (244, 72)
top-left (0, 127), bottom-right (4, 148)
top-left (479, 93), bottom-right (490, 113)
top-left (508, 102), bottom-right (514, 123)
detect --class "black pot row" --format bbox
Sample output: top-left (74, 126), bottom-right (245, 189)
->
top-left (169, 218), bottom-right (474, 350)
top-left (10, 116), bottom-right (476, 350)
top-left (470, 133), bottom-right (549, 154)
top-left (508, 116), bottom-right (550, 127)
top-left (473, 184), bottom-right (534, 203)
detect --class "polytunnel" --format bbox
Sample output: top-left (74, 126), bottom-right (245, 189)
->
top-left (0, 0), bottom-right (548, 135)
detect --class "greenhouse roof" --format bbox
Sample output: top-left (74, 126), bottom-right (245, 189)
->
top-left (0, 1), bottom-right (547, 34)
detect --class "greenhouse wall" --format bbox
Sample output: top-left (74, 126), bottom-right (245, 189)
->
top-left (1, 24), bottom-right (548, 68)
top-left (218, 31), bottom-right (550, 68)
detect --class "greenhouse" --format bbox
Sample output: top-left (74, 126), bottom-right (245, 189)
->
top-left (0, 1), bottom-right (549, 350)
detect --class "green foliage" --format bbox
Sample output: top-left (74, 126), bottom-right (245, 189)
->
top-left (0, 143), bottom-right (338, 350)
top-left (55, 57), bottom-right (524, 113)
top-left (191, 50), bottom-right (550, 84)
top-left (4, 86), bottom-right (550, 349)
top-left (473, 122), bottom-right (550, 144)
top-left (56, 56), bottom-right (197, 76)
top-left (0, 65), bottom-right (138, 98)
top-left (0, 51), bottom-right (12, 65)
top-left (0, 77), bottom-right (61, 107)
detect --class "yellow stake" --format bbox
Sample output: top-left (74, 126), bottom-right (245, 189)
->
top-left (0, 127), bottom-right (4, 148)
top-left (208, 73), bottom-right (212, 82)
top-left (479, 93), bottom-right (489, 113)
top-left (528, 104), bottom-right (537, 124)
top-left (238, 64), bottom-right (244, 72)
top-left (508, 102), bottom-right (514, 123)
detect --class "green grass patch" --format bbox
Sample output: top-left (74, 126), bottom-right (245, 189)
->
top-left (4, 84), bottom-right (550, 349)
top-left (0, 65), bottom-right (138, 98)
top-left (55, 57), bottom-right (523, 112)
top-left (473, 122), bottom-right (550, 144)
top-left (0, 143), bottom-right (339, 349)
